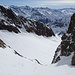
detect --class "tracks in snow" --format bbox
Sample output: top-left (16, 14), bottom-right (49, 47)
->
top-left (6, 44), bottom-right (48, 66)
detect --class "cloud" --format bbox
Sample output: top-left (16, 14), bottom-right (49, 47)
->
top-left (0, 0), bottom-right (75, 8)
top-left (33, 0), bottom-right (75, 7)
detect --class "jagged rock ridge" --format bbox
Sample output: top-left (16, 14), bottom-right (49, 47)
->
top-left (0, 39), bottom-right (6, 48)
top-left (52, 13), bottom-right (75, 65)
top-left (0, 5), bottom-right (55, 37)
top-left (10, 5), bottom-right (75, 34)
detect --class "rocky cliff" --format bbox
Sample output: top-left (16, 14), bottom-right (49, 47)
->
top-left (52, 13), bottom-right (75, 65)
top-left (0, 5), bottom-right (55, 37)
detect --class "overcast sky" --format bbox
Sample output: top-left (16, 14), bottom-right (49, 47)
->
top-left (0, 0), bottom-right (75, 9)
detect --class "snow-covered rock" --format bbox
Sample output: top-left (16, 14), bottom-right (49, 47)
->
top-left (0, 5), bottom-right (75, 75)
top-left (0, 5), bottom-right (55, 37)
top-left (10, 6), bottom-right (75, 34)
top-left (52, 13), bottom-right (75, 65)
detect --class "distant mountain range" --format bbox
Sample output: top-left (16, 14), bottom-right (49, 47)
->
top-left (9, 5), bottom-right (75, 34)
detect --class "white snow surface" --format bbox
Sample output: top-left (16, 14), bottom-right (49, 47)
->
top-left (0, 30), bottom-right (75, 75)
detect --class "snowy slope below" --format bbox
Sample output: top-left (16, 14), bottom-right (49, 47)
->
top-left (0, 30), bottom-right (60, 65)
top-left (0, 31), bottom-right (75, 75)
top-left (0, 46), bottom-right (75, 75)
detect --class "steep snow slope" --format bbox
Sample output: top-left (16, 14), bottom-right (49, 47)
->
top-left (0, 30), bottom-right (60, 65)
top-left (0, 30), bottom-right (75, 75)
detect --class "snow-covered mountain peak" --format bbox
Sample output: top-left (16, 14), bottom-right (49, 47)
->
top-left (9, 5), bottom-right (75, 34)
top-left (20, 5), bottom-right (32, 10)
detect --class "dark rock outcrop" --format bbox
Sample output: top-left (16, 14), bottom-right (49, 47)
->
top-left (72, 52), bottom-right (75, 65)
top-left (14, 50), bottom-right (23, 57)
top-left (52, 13), bottom-right (75, 65)
top-left (0, 5), bottom-right (21, 33)
top-left (0, 20), bottom-right (20, 33)
top-left (0, 39), bottom-right (6, 48)
top-left (25, 21), bottom-right (55, 37)
top-left (0, 5), bottom-right (55, 37)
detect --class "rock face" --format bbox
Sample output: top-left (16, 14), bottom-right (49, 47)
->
top-left (52, 13), bottom-right (75, 65)
top-left (0, 39), bottom-right (6, 48)
top-left (0, 5), bottom-right (55, 37)
top-left (10, 5), bottom-right (75, 34)
top-left (25, 21), bottom-right (55, 37)
top-left (0, 5), bottom-right (21, 33)
top-left (0, 20), bottom-right (20, 33)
